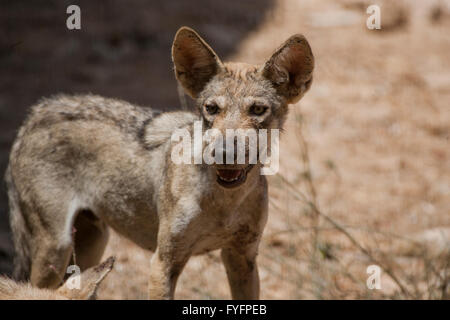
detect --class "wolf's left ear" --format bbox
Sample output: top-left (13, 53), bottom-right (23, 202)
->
top-left (172, 27), bottom-right (223, 98)
top-left (262, 34), bottom-right (314, 104)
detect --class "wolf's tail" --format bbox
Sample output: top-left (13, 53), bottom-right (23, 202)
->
top-left (5, 165), bottom-right (31, 281)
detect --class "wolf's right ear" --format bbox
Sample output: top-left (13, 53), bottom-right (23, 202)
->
top-left (172, 27), bottom-right (223, 98)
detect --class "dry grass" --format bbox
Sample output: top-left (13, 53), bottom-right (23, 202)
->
top-left (98, 0), bottom-right (450, 299)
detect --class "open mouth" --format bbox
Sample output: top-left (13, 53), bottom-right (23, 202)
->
top-left (216, 165), bottom-right (254, 189)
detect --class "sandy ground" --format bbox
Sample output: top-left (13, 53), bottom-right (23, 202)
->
top-left (1, 0), bottom-right (449, 299)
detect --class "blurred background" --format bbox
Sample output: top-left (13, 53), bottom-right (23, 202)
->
top-left (0, 0), bottom-right (449, 299)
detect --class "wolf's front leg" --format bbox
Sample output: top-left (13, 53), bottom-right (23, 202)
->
top-left (148, 250), bottom-right (186, 299)
top-left (148, 242), bottom-right (192, 299)
top-left (221, 243), bottom-right (260, 300)
top-left (148, 221), bottom-right (193, 300)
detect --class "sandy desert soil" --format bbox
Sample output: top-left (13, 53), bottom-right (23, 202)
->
top-left (1, 0), bottom-right (449, 299)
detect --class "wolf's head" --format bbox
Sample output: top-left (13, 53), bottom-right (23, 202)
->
top-left (172, 27), bottom-right (314, 188)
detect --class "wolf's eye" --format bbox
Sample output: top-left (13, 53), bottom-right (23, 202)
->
top-left (249, 104), bottom-right (267, 116)
top-left (205, 103), bottom-right (219, 115)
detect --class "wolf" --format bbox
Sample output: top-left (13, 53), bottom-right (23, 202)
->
top-left (5, 26), bottom-right (314, 299)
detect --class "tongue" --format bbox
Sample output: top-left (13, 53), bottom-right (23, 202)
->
top-left (217, 169), bottom-right (242, 180)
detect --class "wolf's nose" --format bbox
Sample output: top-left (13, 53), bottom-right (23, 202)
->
top-left (211, 136), bottom-right (238, 164)
top-left (210, 136), bottom-right (255, 165)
